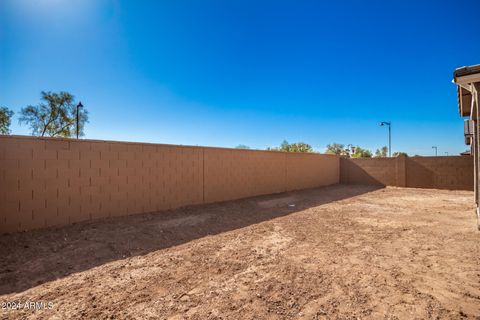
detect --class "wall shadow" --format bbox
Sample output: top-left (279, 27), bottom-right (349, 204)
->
top-left (339, 158), bottom-right (387, 186)
top-left (340, 156), bottom-right (474, 191)
top-left (405, 158), bottom-right (435, 189)
top-left (0, 184), bottom-right (382, 295)
top-left (406, 157), bottom-right (474, 191)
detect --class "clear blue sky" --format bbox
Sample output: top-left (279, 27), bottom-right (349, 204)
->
top-left (1, 0), bottom-right (479, 155)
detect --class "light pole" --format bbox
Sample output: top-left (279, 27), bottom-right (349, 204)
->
top-left (76, 102), bottom-right (83, 139)
top-left (380, 122), bottom-right (391, 157)
top-left (432, 146), bottom-right (438, 156)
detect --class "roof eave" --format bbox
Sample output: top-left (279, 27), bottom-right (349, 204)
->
top-left (453, 70), bottom-right (480, 118)
top-left (454, 73), bottom-right (480, 87)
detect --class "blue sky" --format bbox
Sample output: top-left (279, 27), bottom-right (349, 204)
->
top-left (1, 0), bottom-right (478, 155)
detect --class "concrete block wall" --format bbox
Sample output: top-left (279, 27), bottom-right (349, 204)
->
top-left (203, 148), bottom-right (286, 203)
top-left (286, 153), bottom-right (339, 191)
top-left (340, 156), bottom-right (473, 191)
top-left (0, 136), bottom-right (339, 234)
top-left (340, 157), bottom-right (398, 186)
top-left (405, 156), bottom-right (473, 190)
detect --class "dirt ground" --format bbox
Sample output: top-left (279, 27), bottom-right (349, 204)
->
top-left (1, 184), bottom-right (479, 319)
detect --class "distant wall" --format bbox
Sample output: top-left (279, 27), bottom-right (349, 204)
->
top-left (340, 156), bottom-right (473, 191)
top-left (0, 136), bottom-right (339, 234)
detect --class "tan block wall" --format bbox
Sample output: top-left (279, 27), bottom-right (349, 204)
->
top-left (286, 153), bottom-right (339, 191)
top-left (203, 148), bottom-right (286, 203)
top-left (405, 156), bottom-right (473, 190)
top-left (0, 136), bottom-right (339, 234)
top-left (340, 157), bottom-right (398, 186)
top-left (340, 156), bottom-right (473, 191)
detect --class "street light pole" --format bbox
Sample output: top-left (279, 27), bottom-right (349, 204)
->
top-left (432, 146), bottom-right (438, 156)
top-left (380, 122), bottom-right (392, 157)
top-left (76, 102), bottom-right (83, 139)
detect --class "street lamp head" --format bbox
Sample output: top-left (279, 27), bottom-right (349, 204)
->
top-left (77, 101), bottom-right (83, 108)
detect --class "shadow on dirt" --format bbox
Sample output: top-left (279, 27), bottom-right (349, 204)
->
top-left (0, 184), bottom-right (381, 295)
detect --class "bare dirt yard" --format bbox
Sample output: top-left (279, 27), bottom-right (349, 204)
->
top-left (1, 185), bottom-right (479, 319)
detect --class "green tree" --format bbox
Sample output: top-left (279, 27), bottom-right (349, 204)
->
top-left (375, 146), bottom-right (388, 157)
top-left (235, 144), bottom-right (250, 149)
top-left (0, 107), bottom-right (14, 135)
top-left (392, 151), bottom-right (408, 157)
top-left (351, 146), bottom-right (372, 158)
top-left (268, 140), bottom-right (314, 153)
top-left (19, 91), bottom-right (88, 137)
top-left (326, 143), bottom-right (347, 155)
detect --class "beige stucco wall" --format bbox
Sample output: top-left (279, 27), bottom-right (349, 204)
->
top-left (0, 136), bottom-right (339, 234)
top-left (340, 156), bottom-right (473, 191)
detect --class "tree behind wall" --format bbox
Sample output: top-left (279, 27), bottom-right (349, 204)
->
top-left (19, 91), bottom-right (88, 137)
top-left (392, 151), bottom-right (408, 157)
top-left (267, 140), bottom-right (314, 153)
top-left (326, 143), bottom-right (347, 155)
top-left (375, 146), bottom-right (388, 157)
top-left (351, 146), bottom-right (373, 158)
top-left (0, 107), bottom-right (14, 135)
